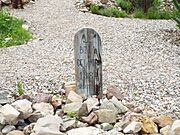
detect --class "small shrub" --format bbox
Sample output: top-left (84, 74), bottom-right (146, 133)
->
top-left (90, 4), bottom-right (100, 14)
top-left (152, 0), bottom-right (161, 8)
top-left (0, 10), bottom-right (32, 48)
top-left (110, 7), bottom-right (128, 17)
top-left (90, 4), bottom-right (127, 18)
top-left (134, 8), bottom-right (145, 18)
top-left (147, 7), bottom-right (176, 19)
top-left (159, 10), bottom-right (174, 19)
top-left (116, 0), bottom-right (132, 12)
top-left (146, 7), bottom-right (161, 19)
top-left (98, 8), bottom-right (113, 17)
top-left (173, 0), bottom-right (180, 28)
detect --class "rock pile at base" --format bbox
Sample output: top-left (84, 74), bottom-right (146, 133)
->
top-left (0, 82), bottom-right (179, 135)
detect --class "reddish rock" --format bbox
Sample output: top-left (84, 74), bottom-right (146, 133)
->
top-left (81, 112), bottom-right (98, 125)
top-left (34, 93), bottom-right (52, 103)
top-left (152, 115), bottom-right (173, 128)
top-left (67, 91), bottom-right (83, 103)
top-left (107, 85), bottom-right (123, 100)
top-left (51, 95), bottom-right (62, 109)
top-left (84, 97), bottom-right (99, 113)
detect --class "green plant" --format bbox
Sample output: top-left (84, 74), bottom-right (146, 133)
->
top-left (134, 8), bottom-right (145, 18)
top-left (90, 4), bottom-right (100, 14)
top-left (90, 4), bottom-right (127, 18)
top-left (159, 10), bottom-right (175, 19)
top-left (98, 8), bottom-right (113, 17)
top-left (17, 81), bottom-right (24, 96)
top-left (116, 0), bottom-right (132, 12)
top-left (66, 112), bottom-right (78, 118)
top-left (172, 0), bottom-right (180, 28)
top-left (152, 0), bottom-right (161, 8)
top-left (90, 0), bottom-right (177, 20)
top-left (146, 7), bottom-right (175, 19)
top-left (110, 7), bottom-right (128, 17)
top-left (0, 10), bottom-right (32, 48)
top-left (146, 7), bottom-right (160, 19)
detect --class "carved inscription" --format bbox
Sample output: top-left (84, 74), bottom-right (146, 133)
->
top-left (74, 28), bottom-right (102, 97)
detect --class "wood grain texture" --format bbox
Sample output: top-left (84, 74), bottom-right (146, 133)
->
top-left (74, 28), bottom-right (102, 98)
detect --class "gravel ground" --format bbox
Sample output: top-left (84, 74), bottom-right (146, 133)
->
top-left (0, 0), bottom-right (179, 118)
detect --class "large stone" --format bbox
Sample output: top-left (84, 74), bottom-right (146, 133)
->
top-left (16, 119), bottom-right (28, 131)
top-left (123, 121), bottom-right (142, 134)
top-left (63, 102), bottom-right (82, 114)
top-left (76, 121), bottom-right (88, 128)
top-left (7, 130), bottom-right (25, 135)
top-left (0, 113), bottom-right (5, 125)
top-left (110, 96), bottom-right (128, 113)
top-left (107, 85), bottom-right (123, 100)
top-left (78, 103), bottom-right (88, 117)
top-left (81, 112), bottom-right (98, 125)
top-left (33, 102), bottom-right (54, 115)
top-left (0, 104), bottom-right (20, 124)
top-left (23, 123), bottom-right (36, 135)
top-left (33, 93), bottom-right (52, 103)
top-left (2, 125), bottom-right (16, 134)
top-left (160, 125), bottom-right (171, 135)
top-left (12, 99), bottom-right (33, 119)
top-left (152, 115), bottom-right (173, 128)
top-left (100, 99), bottom-right (118, 114)
top-left (29, 102), bottom-right (54, 122)
top-left (67, 91), bottom-right (83, 103)
top-left (171, 120), bottom-right (180, 135)
top-left (123, 112), bottom-right (143, 122)
top-left (63, 117), bottom-right (76, 130)
top-left (67, 126), bottom-right (104, 135)
top-left (33, 115), bottom-right (64, 135)
top-left (0, 91), bottom-right (10, 104)
top-left (139, 117), bottom-right (158, 134)
top-left (107, 129), bottom-right (124, 135)
top-left (114, 120), bottom-right (129, 131)
top-left (51, 94), bottom-right (62, 109)
top-left (143, 110), bottom-right (156, 118)
top-left (64, 82), bottom-right (76, 96)
top-left (95, 109), bottom-right (117, 123)
top-left (101, 123), bottom-right (113, 131)
top-left (84, 97), bottom-right (99, 113)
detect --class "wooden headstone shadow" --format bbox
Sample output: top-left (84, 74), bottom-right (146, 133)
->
top-left (74, 28), bottom-right (102, 98)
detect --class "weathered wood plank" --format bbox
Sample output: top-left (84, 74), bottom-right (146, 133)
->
top-left (74, 28), bottom-right (102, 98)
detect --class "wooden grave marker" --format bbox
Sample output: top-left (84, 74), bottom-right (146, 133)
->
top-left (74, 28), bottom-right (102, 98)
